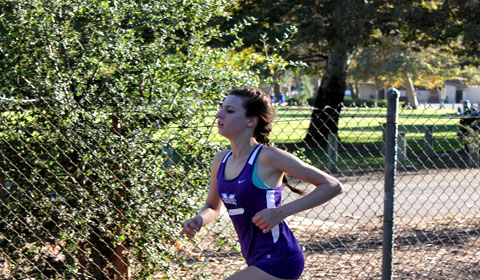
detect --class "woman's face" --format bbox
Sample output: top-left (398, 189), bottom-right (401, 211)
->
top-left (216, 95), bottom-right (251, 137)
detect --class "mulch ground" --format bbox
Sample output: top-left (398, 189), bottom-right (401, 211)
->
top-left (172, 217), bottom-right (480, 279)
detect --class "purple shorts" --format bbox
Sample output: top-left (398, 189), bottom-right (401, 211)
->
top-left (254, 255), bottom-right (305, 279)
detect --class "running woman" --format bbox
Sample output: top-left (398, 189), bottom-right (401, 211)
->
top-left (180, 88), bottom-right (343, 280)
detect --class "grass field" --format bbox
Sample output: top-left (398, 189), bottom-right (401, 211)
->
top-left (205, 106), bottom-right (465, 171)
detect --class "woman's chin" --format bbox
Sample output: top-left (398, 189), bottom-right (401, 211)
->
top-left (217, 129), bottom-right (233, 140)
top-left (217, 128), bottom-right (226, 136)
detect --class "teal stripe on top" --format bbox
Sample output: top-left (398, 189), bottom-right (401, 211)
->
top-left (252, 158), bottom-right (272, 189)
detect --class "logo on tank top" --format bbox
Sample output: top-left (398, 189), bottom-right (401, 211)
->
top-left (221, 193), bottom-right (237, 205)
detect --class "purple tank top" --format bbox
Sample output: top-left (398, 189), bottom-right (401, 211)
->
top-left (217, 144), bottom-right (303, 266)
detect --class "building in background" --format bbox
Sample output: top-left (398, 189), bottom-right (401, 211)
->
top-left (355, 80), bottom-right (480, 106)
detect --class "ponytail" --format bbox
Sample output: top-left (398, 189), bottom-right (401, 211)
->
top-left (283, 176), bottom-right (305, 195)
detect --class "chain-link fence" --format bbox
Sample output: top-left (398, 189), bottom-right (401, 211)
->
top-left (1, 94), bottom-right (479, 279)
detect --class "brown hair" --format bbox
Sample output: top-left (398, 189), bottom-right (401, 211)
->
top-left (229, 88), bottom-right (305, 195)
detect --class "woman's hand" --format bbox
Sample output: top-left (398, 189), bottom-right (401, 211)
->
top-left (180, 215), bottom-right (203, 238)
top-left (252, 207), bottom-right (286, 234)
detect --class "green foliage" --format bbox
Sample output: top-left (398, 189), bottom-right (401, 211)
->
top-left (0, 0), bottom-right (257, 278)
top-left (286, 94), bottom-right (310, 106)
top-left (460, 119), bottom-right (480, 151)
top-left (348, 35), bottom-right (480, 90)
top-left (342, 98), bottom-right (388, 108)
top-left (299, 75), bottom-right (315, 97)
top-left (227, 0), bottom-right (480, 105)
top-left (285, 74), bottom-right (316, 105)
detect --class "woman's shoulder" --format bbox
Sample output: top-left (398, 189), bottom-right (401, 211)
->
top-left (258, 145), bottom-right (291, 163)
top-left (210, 150), bottom-right (230, 173)
top-left (212, 150), bottom-right (230, 163)
top-left (215, 149), bottom-right (231, 157)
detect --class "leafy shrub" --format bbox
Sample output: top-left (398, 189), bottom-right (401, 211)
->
top-left (0, 0), bottom-right (256, 278)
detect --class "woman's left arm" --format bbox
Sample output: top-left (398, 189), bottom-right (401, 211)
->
top-left (252, 147), bottom-right (344, 233)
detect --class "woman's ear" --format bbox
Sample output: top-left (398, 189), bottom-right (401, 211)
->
top-left (247, 116), bottom-right (258, 128)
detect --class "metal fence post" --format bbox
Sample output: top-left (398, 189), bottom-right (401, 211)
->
top-left (424, 125), bottom-right (434, 156)
top-left (383, 88), bottom-right (399, 280)
top-left (327, 133), bottom-right (338, 173)
top-left (397, 132), bottom-right (406, 167)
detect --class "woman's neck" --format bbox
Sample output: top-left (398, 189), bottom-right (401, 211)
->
top-left (229, 137), bottom-right (258, 160)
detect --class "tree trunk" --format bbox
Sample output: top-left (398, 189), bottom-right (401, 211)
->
top-left (378, 88), bottom-right (385, 100)
top-left (112, 241), bottom-right (129, 280)
top-left (274, 83), bottom-right (281, 102)
top-left (112, 191), bottom-right (129, 280)
top-left (90, 231), bottom-right (108, 279)
top-left (305, 39), bottom-right (348, 146)
top-left (312, 77), bottom-right (320, 98)
top-left (440, 86), bottom-right (446, 104)
top-left (352, 81), bottom-right (360, 99)
top-left (111, 114), bottom-right (129, 280)
top-left (404, 74), bottom-right (418, 108)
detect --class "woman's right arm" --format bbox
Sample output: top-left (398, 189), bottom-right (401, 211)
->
top-left (180, 151), bottom-right (226, 238)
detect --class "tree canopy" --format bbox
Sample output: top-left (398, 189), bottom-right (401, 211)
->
top-left (224, 0), bottom-right (480, 144)
top-left (348, 34), bottom-right (480, 107)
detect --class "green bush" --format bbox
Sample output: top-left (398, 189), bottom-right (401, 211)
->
top-left (0, 1), bottom-right (256, 278)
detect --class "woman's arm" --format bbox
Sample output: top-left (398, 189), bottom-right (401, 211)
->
top-left (180, 151), bottom-right (226, 238)
top-left (252, 147), bottom-right (343, 233)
